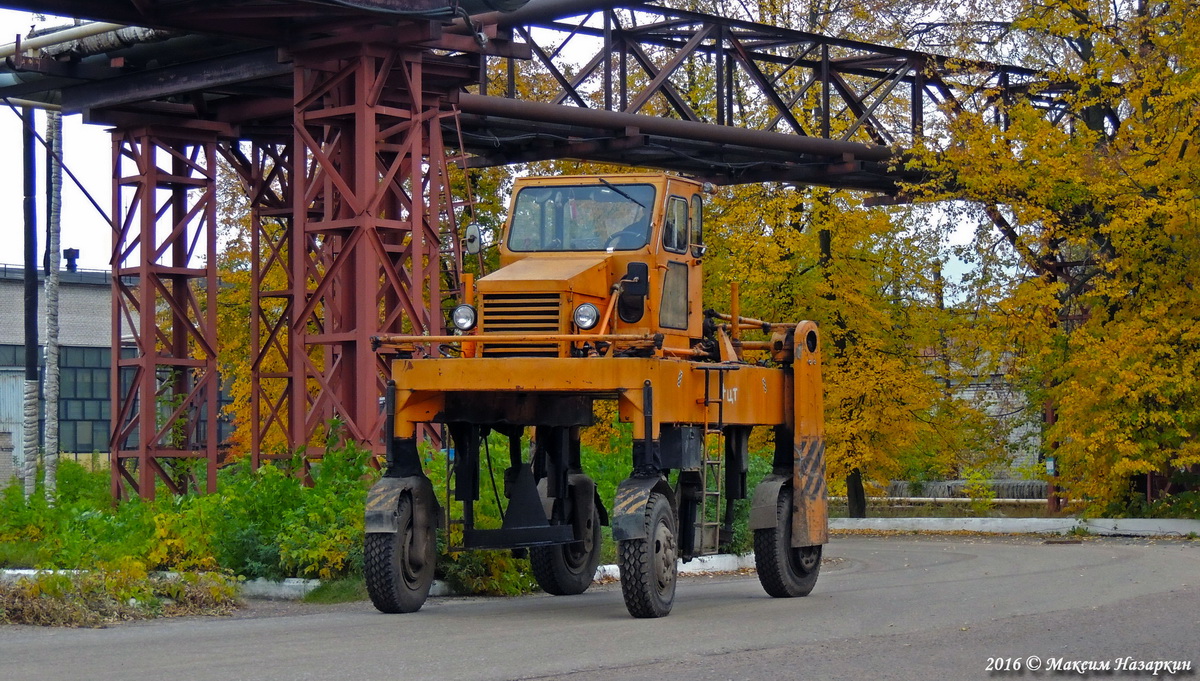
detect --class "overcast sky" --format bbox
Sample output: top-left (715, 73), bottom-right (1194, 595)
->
top-left (1, 9), bottom-right (116, 273)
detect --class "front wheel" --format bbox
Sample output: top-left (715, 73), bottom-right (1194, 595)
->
top-left (754, 486), bottom-right (821, 598)
top-left (530, 504), bottom-right (602, 595)
top-left (617, 492), bottom-right (677, 618)
top-left (365, 493), bottom-right (436, 613)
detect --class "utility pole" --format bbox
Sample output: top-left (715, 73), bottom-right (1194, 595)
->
top-left (22, 106), bottom-right (39, 499)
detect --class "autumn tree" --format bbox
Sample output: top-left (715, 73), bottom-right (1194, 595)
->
top-left (904, 0), bottom-right (1200, 512)
top-left (703, 181), bottom-right (1005, 512)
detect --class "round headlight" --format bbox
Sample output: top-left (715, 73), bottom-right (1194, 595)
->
top-left (451, 304), bottom-right (477, 331)
top-left (573, 303), bottom-right (600, 330)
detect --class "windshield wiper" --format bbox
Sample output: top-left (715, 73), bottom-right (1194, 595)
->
top-left (598, 178), bottom-right (647, 209)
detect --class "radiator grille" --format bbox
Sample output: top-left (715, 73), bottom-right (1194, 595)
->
top-left (480, 293), bottom-right (562, 357)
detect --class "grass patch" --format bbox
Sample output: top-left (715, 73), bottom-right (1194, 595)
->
top-left (597, 527), bottom-right (618, 566)
top-left (0, 541), bottom-right (39, 569)
top-left (302, 577), bottom-right (368, 604)
top-left (0, 567), bottom-right (239, 627)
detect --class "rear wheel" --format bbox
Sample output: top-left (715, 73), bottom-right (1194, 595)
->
top-left (618, 492), bottom-right (677, 618)
top-left (365, 493), bottom-right (435, 613)
top-left (530, 504), bottom-right (602, 595)
top-left (754, 486), bottom-right (821, 597)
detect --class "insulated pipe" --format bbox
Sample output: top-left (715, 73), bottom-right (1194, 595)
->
top-left (0, 22), bottom-right (125, 59)
top-left (456, 92), bottom-right (894, 162)
top-left (1, 96), bottom-right (60, 111)
top-left (467, 0), bottom-right (626, 26)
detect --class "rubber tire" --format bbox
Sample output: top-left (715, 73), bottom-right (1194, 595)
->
top-left (364, 493), bottom-right (436, 613)
top-left (753, 486), bottom-right (821, 598)
top-left (617, 492), bottom-right (677, 618)
top-left (530, 504), bottom-right (602, 595)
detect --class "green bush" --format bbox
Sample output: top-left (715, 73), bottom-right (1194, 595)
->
top-left (963, 468), bottom-right (997, 516)
top-left (0, 435), bottom-right (373, 582)
top-left (277, 440), bottom-right (375, 579)
top-left (204, 459), bottom-right (303, 579)
top-left (0, 560), bottom-right (238, 627)
top-left (1, 422), bottom-right (784, 606)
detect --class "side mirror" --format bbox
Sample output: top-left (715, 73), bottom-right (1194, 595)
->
top-left (464, 223), bottom-right (482, 256)
top-left (618, 261), bottom-right (649, 324)
top-left (691, 244), bottom-right (706, 258)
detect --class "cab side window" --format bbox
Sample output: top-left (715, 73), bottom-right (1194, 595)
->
top-left (690, 195), bottom-right (703, 252)
top-left (662, 197), bottom-right (689, 253)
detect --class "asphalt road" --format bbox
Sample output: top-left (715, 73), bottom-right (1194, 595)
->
top-left (2, 535), bottom-right (1197, 681)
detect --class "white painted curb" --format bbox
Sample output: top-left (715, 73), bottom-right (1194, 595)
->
top-left (234, 554), bottom-right (758, 600)
top-left (241, 577), bottom-right (321, 600)
top-left (6, 518), bottom-right (1194, 601)
top-left (238, 577), bottom-right (457, 599)
top-left (831, 517), bottom-right (1200, 537)
top-left (0, 568), bottom-right (81, 583)
top-left (594, 552), bottom-right (755, 582)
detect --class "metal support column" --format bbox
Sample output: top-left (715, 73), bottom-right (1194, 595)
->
top-left (110, 126), bottom-right (220, 500)
top-left (290, 42), bottom-right (468, 455)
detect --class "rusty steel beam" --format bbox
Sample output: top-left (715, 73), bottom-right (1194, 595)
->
top-left (288, 42), bottom-right (469, 455)
top-left (0, 0), bottom-right (476, 38)
top-left (61, 48), bottom-right (292, 114)
top-left (110, 126), bottom-right (221, 500)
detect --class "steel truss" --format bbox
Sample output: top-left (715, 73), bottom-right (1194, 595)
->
top-left (285, 42), bottom-right (470, 455)
top-left (454, 2), bottom-right (1064, 187)
top-left (110, 127), bottom-right (220, 499)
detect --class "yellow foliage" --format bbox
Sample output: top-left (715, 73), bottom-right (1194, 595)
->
top-left (705, 184), bottom-right (986, 490)
top-left (901, 0), bottom-right (1200, 511)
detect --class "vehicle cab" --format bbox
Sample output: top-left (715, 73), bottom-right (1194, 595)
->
top-left (474, 174), bottom-right (707, 357)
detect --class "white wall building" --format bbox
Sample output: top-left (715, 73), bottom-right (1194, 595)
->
top-left (0, 265), bottom-right (119, 464)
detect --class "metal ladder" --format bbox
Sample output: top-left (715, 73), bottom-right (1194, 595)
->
top-left (696, 364), bottom-right (737, 556)
top-left (697, 445), bottom-right (723, 555)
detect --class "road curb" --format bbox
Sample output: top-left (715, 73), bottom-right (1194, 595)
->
top-left (240, 577), bottom-right (459, 599)
top-left (594, 552), bottom-right (755, 582)
top-left (235, 554), bottom-right (758, 600)
top-left (831, 517), bottom-right (1200, 537)
top-left (7, 518), bottom-right (1193, 601)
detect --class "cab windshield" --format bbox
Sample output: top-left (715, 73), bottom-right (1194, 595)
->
top-left (507, 183), bottom-right (656, 252)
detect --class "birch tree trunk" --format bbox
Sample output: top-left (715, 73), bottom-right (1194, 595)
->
top-left (44, 110), bottom-right (62, 502)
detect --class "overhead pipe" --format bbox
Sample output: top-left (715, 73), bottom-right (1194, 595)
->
top-left (37, 26), bottom-right (173, 59)
top-left (1, 30), bottom-right (219, 110)
top-left (0, 21), bottom-right (125, 59)
top-left (2, 96), bottom-right (60, 111)
top-left (466, 0), bottom-right (628, 26)
top-left (455, 92), bottom-right (894, 162)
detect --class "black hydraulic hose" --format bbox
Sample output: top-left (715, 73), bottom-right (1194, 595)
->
top-left (484, 434), bottom-right (505, 522)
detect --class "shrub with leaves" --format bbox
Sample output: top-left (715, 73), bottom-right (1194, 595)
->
top-left (0, 556), bottom-right (238, 627)
top-left (277, 440), bottom-right (376, 580)
top-left (963, 468), bottom-right (997, 517)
